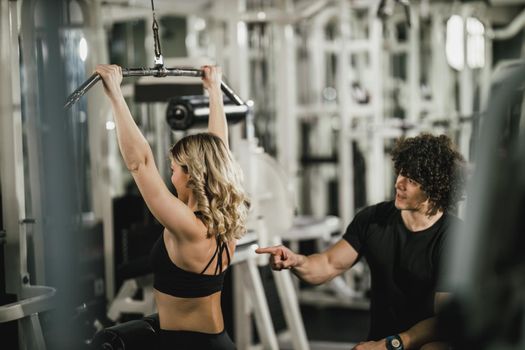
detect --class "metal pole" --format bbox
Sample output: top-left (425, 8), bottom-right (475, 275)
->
top-left (1, 0), bottom-right (24, 303)
top-left (225, 1), bottom-right (252, 347)
top-left (83, 0), bottom-right (117, 301)
top-left (407, 3), bottom-right (421, 125)
top-left (274, 0), bottom-right (299, 214)
top-left (308, 7), bottom-right (336, 217)
top-left (337, 0), bottom-right (355, 226)
top-left (21, 0), bottom-right (48, 287)
top-left (430, 6), bottom-right (451, 122)
top-left (367, 3), bottom-right (386, 204)
top-left (458, 5), bottom-right (474, 161)
top-left (33, 1), bottom-right (83, 346)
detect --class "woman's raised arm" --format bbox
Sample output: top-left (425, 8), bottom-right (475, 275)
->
top-left (201, 65), bottom-right (229, 149)
top-left (97, 64), bottom-right (201, 240)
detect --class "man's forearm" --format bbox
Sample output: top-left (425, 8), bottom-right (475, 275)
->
top-left (399, 317), bottom-right (440, 349)
top-left (291, 253), bottom-right (336, 285)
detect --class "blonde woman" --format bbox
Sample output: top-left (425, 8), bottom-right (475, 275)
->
top-left (96, 64), bottom-right (249, 349)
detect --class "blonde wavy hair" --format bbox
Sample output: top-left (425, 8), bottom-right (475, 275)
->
top-left (170, 133), bottom-right (250, 242)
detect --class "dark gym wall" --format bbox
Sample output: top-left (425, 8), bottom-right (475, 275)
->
top-left (160, 16), bottom-right (188, 58)
top-left (108, 16), bottom-right (187, 68)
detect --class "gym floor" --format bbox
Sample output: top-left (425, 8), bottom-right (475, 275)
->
top-left (275, 305), bottom-right (369, 349)
top-left (301, 304), bottom-right (369, 343)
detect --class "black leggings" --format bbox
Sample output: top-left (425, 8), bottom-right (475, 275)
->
top-left (158, 329), bottom-right (236, 350)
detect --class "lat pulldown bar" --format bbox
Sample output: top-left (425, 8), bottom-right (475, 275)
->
top-left (64, 67), bottom-right (245, 110)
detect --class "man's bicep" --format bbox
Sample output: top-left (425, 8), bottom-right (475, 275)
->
top-left (325, 239), bottom-right (359, 275)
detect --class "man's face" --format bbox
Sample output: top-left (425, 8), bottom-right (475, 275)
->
top-left (394, 174), bottom-right (429, 211)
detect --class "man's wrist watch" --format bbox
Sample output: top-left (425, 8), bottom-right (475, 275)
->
top-left (385, 334), bottom-right (404, 350)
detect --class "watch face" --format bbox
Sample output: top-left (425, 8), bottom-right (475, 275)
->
top-left (391, 338), bottom-right (401, 348)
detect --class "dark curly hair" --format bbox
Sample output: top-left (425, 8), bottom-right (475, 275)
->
top-left (391, 133), bottom-right (467, 215)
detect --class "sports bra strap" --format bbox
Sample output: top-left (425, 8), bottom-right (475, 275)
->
top-left (214, 237), bottom-right (227, 275)
top-left (215, 241), bottom-right (223, 275)
top-left (200, 240), bottom-right (220, 275)
top-left (200, 236), bottom-right (232, 275)
top-left (224, 241), bottom-right (231, 266)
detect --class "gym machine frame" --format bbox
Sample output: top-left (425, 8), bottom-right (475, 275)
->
top-left (64, 0), bottom-right (245, 110)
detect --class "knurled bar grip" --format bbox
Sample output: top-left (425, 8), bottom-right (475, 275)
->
top-left (64, 67), bottom-right (244, 110)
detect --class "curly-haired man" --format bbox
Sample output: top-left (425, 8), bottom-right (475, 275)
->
top-left (257, 133), bottom-right (467, 350)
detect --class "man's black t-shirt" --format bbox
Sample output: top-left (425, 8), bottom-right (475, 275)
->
top-left (343, 201), bottom-right (459, 340)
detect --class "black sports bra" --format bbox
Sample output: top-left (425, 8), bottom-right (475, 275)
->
top-left (150, 232), bottom-right (231, 298)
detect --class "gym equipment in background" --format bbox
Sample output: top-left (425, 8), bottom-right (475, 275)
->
top-left (64, 0), bottom-right (244, 110)
top-left (166, 95), bottom-right (249, 130)
top-left (91, 314), bottom-right (159, 350)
